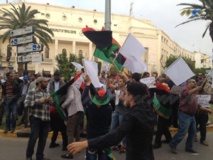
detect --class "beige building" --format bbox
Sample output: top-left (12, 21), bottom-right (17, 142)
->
top-left (0, 2), bottom-right (210, 75)
top-left (194, 52), bottom-right (211, 69)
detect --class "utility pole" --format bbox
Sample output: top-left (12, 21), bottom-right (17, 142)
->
top-left (105, 0), bottom-right (111, 30)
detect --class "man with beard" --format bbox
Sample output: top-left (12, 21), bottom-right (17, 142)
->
top-left (25, 77), bottom-right (52, 160)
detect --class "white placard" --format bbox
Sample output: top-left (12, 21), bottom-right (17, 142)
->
top-left (197, 95), bottom-right (211, 108)
top-left (140, 77), bottom-right (156, 88)
top-left (71, 62), bottom-right (84, 70)
top-left (83, 60), bottom-right (101, 88)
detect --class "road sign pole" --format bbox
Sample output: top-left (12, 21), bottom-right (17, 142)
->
top-left (24, 62), bottom-right (28, 76)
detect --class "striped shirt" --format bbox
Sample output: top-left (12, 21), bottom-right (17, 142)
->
top-left (5, 81), bottom-right (14, 97)
top-left (24, 87), bottom-right (51, 121)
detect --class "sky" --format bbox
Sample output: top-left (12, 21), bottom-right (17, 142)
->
top-left (2, 0), bottom-right (213, 56)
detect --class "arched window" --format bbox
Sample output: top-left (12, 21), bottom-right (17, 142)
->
top-left (45, 47), bottom-right (49, 58)
top-left (62, 48), bottom-right (67, 53)
top-left (78, 50), bottom-right (83, 57)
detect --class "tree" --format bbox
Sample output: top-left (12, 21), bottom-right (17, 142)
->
top-left (177, 0), bottom-right (213, 42)
top-left (55, 51), bottom-right (84, 82)
top-left (165, 55), bottom-right (195, 71)
top-left (0, 3), bottom-right (54, 48)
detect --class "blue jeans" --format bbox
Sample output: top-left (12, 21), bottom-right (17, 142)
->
top-left (111, 111), bottom-right (123, 130)
top-left (170, 111), bottom-right (196, 151)
top-left (26, 116), bottom-right (50, 160)
top-left (4, 100), bottom-right (17, 129)
top-left (111, 110), bottom-right (126, 146)
top-left (86, 148), bottom-right (108, 160)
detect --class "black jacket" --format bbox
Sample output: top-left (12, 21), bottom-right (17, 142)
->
top-left (2, 80), bottom-right (20, 97)
top-left (88, 103), bottom-right (155, 160)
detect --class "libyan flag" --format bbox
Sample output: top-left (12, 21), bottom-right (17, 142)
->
top-left (153, 95), bottom-right (172, 119)
top-left (82, 26), bottom-right (126, 71)
top-left (51, 72), bottom-right (84, 120)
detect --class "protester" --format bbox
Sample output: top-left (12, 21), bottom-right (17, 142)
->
top-left (82, 76), bottom-right (113, 160)
top-left (142, 72), bottom-right (150, 78)
top-left (25, 77), bottom-right (52, 160)
top-left (61, 83), bottom-right (84, 159)
top-left (2, 72), bottom-right (20, 133)
top-left (48, 71), bottom-right (67, 151)
top-left (170, 78), bottom-right (213, 154)
top-left (195, 80), bottom-right (210, 146)
top-left (111, 77), bottom-right (128, 153)
top-left (17, 75), bottom-right (30, 127)
top-left (67, 82), bottom-right (155, 160)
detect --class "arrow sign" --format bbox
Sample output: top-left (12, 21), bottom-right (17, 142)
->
top-left (32, 53), bottom-right (43, 63)
top-left (17, 44), bottom-right (43, 54)
top-left (10, 26), bottom-right (34, 37)
top-left (17, 54), bottom-right (32, 63)
top-left (10, 35), bottom-right (34, 46)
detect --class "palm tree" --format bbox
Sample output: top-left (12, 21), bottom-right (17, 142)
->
top-left (0, 3), bottom-right (54, 48)
top-left (177, 0), bottom-right (213, 42)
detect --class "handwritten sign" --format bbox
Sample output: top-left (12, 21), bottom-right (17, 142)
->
top-left (197, 95), bottom-right (211, 108)
top-left (140, 77), bottom-right (156, 88)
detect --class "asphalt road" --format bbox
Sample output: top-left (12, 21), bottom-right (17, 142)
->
top-left (1, 132), bottom-right (213, 160)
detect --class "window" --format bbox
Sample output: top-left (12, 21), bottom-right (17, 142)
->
top-left (78, 17), bottom-right (82, 22)
top-left (78, 50), bottom-right (83, 57)
top-left (62, 48), bottom-right (67, 53)
top-left (94, 19), bottom-right (97, 24)
top-left (45, 47), bottom-right (49, 58)
top-left (62, 15), bottom-right (67, 21)
top-left (46, 13), bottom-right (50, 18)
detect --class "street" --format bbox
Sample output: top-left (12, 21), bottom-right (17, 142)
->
top-left (1, 132), bottom-right (213, 160)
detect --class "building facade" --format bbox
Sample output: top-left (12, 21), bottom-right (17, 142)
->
top-left (0, 2), bottom-right (211, 75)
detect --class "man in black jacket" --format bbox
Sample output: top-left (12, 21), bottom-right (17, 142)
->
top-left (2, 72), bottom-right (20, 133)
top-left (67, 82), bottom-right (155, 160)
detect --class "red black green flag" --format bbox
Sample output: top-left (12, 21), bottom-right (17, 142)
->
top-left (82, 26), bottom-right (126, 71)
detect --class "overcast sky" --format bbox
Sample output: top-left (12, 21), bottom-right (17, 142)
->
top-left (2, 0), bottom-right (212, 56)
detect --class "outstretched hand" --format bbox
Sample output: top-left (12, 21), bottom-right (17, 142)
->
top-left (67, 141), bottom-right (88, 155)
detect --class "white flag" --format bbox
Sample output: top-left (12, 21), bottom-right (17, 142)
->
top-left (164, 57), bottom-right (195, 86)
top-left (123, 56), bottom-right (147, 73)
top-left (71, 62), bottom-right (84, 71)
top-left (119, 33), bottom-right (147, 58)
top-left (83, 60), bottom-right (101, 88)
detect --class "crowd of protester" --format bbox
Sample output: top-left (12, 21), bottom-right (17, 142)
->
top-left (0, 69), bottom-right (212, 160)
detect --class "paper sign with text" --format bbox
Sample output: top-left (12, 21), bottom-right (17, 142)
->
top-left (140, 77), bottom-right (156, 88)
top-left (197, 95), bottom-right (211, 108)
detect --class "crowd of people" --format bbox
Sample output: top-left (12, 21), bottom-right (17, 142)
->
top-left (0, 69), bottom-right (212, 160)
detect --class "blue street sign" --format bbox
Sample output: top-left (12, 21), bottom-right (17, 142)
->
top-left (32, 44), bottom-right (37, 51)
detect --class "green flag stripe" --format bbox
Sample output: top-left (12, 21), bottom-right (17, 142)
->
top-left (51, 92), bottom-right (67, 121)
top-left (153, 96), bottom-right (172, 119)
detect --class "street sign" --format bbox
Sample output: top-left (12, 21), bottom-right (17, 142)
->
top-left (10, 26), bottom-right (34, 37)
top-left (32, 53), bottom-right (43, 63)
top-left (10, 35), bottom-right (34, 46)
top-left (17, 54), bottom-right (32, 63)
top-left (17, 44), bottom-right (43, 54)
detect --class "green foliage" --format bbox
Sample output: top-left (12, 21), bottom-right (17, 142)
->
top-left (165, 55), bottom-right (211, 75)
top-left (177, 1), bottom-right (213, 42)
top-left (194, 67), bottom-right (211, 75)
top-left (165, 55), bottom-right (195, 71)
top-left (0, 3), bottom-right (54, 48)
top-left (55, 50), bottom-right (84, 82)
